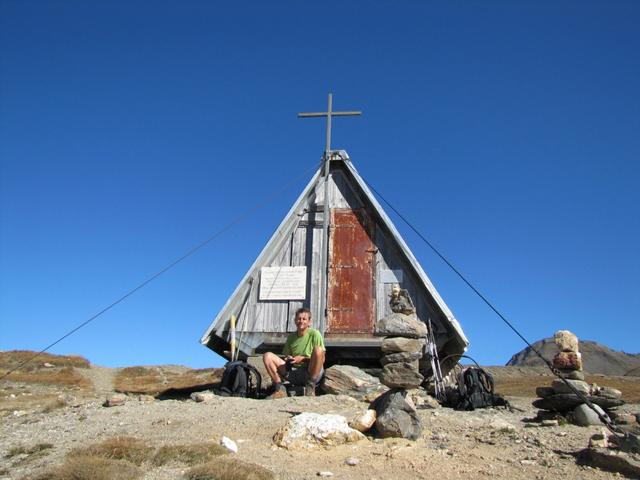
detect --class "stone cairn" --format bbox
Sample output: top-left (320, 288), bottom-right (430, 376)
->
top-left (532, 330), bottom-right (626, 427)
top-left (372, 286), bottom-right (427, 440)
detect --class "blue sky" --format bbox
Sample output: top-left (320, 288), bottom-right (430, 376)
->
top-left (1, 1), bottom-right (638, 368)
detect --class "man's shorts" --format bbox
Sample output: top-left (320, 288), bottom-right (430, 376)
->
top-left (283, 366), bottom-right (324, 386)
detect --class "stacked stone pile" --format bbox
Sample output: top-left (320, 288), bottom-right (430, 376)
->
top-left (376, 287), bottom-right (426, 389)
top-left (372, 287), bottom-right (426, 439)
top-left (533, 330), bottom-right (626, 427)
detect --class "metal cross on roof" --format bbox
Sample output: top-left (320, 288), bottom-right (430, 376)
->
top-left (298, 93), bottom-right (362, 158)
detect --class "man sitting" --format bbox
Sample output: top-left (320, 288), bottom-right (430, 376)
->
top-left (262, 307), bottom-right (325, 398)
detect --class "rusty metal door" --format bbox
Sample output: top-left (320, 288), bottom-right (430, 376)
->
top-left (326, 208), bottom-right (375, 333)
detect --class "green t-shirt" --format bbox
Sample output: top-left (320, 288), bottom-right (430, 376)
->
top-left (283, 328), bottom-right (325, 363)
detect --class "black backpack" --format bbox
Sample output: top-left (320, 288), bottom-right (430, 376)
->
top-left (456, 366), bottom-right (507, 410)
top-left (218, 361), bottom-right (262, 398)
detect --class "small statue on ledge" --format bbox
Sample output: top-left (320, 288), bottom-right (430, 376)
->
top-left (389, 284), bottom-right (415, 315)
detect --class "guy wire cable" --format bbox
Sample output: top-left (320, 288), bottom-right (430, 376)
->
top-left (1, 160), bottom-right (323, 381)
top-left (363, 178), bottom-right (628, 439)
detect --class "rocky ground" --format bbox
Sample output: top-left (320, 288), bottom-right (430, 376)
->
top-left (1, 356), bottom-right (639, 480)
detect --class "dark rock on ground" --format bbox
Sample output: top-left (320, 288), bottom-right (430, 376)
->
top-left (373, 389), bottom-right (422, 440)
top-left (577, 447), bottom-right (640, 477)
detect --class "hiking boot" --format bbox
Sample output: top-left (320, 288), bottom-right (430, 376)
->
top-left (304, 382), bottom-right (316, 397)
top-left (268, 385), bottom-right (287, 399)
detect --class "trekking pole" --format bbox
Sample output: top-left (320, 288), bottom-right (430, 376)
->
top-left (230, 315), bottom-right (237, 362)
top-left (427, 319), bottom-right (446, 402)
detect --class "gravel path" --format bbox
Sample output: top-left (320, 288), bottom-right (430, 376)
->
top-left (78, 365), bottom-right (117, 396)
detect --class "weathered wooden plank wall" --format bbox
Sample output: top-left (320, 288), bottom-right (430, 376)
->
top-left (215, 161), bottom-right (450, 347)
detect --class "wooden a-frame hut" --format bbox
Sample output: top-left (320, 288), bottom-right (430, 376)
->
top-left (200, 150), bottom-right (468, 375)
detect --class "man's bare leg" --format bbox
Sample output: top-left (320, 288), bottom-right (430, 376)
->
top-left (263, 352), bottom-right (286, 384)
top-left (307, 346), bottom-right (325, 383)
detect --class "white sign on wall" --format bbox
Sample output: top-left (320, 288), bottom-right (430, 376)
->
top-left (259, 266), bottom-right (307, 300)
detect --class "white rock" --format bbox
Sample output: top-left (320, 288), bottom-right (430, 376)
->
top-left (554, 330), bottom-right (579, 353)
top-left (349, 410), bottom-right (377, 432)
top-left (588, 429), bottom-right (610, 448)
top-left (104, 394), bottom-right (126, 407)
top-left (488, 418), bottom-right (516, 432)
top-left (274, 412), bottom-right (366, 449)
top-left (317, 472), bottom-right (334, 477)
top-left (43, 362), bottom-right (55, 368)
top-left (191, 392), bottom-right (216, 403)
top-left (220, 436), bottom-right (238, 453)
top-left (345, 457), bottom-right (360, 466)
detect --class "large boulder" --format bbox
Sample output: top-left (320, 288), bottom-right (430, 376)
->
top-left (373, 389), bottom-right (422, 440)
top-left (381, 337), bottom-right (424, 354)
top-left (578, 447), bottom-right (640, 478)
top-left (273, 412), bottom-right (366, 449)
top-left (573, 403), bottom-right (607, 426)
top-left (375, 313), bottom-right (426, 338)
top-left (380, 362), bottom-right (424, 389)
top-left (321, 365), bottom-right (387, 401)
top-left (380, 351), bottom-right (422, 366)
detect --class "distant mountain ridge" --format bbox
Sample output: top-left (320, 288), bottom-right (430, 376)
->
top-left (507, 338), bottom-right (640, 376)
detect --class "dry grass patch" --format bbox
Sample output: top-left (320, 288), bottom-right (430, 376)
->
top-left (69, 436), bottom-right (229, 469)
top-left (7, 443), bottom-right (54, 458)
top-left (68, 437), bottom-right (154, 466)
top-left (0, 366), bottom-right (92, 390)
top-left (114, 366), bottom-right (222, 395)
top-left (6, 442), bottom-right (53, 468)
top-left (0, 351), bottom-right (90, 371)
top-left (186, 458), bottom-right (278, 480)
top-left (493, 375), bottom-right (545, 398)
top-left (0, 351), bottom-right (92, 403)
top-left (152, 442), bottom-right (228, 466)
top-left (26, 455), bottom-right (141, 480)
